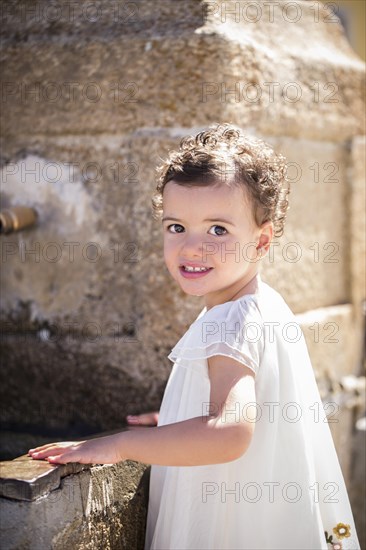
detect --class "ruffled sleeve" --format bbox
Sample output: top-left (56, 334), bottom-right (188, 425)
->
top-left (168, 296), bottom-right (264, 377)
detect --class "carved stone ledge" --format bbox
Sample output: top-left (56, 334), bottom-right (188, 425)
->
top-left (0, 454), bottom-right (91, 501)
top-left (0, 452), bottom-right (150, 549)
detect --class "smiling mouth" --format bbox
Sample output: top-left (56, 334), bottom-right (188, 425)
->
top-left (180, 265), bottom-right (213, 272)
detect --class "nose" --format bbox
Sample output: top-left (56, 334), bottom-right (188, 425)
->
top-left (180, 233), bottom-right (204, 258)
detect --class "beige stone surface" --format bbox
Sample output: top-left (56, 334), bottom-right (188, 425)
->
top-left (261, 137), bottom-right (351, 309)
top-left (0, 334), bottom-right (165, 432)
top-left (0, 454), bottom-right (89, 500)
top-left (349, 136), bottom-right (366, 313)
top-left (1, 2), bottom-right (364, 143)
top-left (0, 126), bottom-right (364, 424)
top-left (297, 303), bottom-right (364, 384)
top-left (0, 1), bottom-right (365, 545)
top-left (0, 457), bottom-right (150, 550)
top-left (349, 419), bottom-right (366, 550)
top-left (0, 129), bottom-right (358, 316)
top-left (1, 155), bottom-right (112, 319)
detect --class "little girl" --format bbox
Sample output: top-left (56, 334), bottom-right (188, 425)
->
top-left (29, 124), bottom-right (360, 550)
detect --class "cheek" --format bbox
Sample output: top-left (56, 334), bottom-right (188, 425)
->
top-left (218, 235), bottom-right (256, 264)
top-left (219, 235), bottom-right (239, 263)
top-left (163, 238), bottom-right (176, 265)
top-left (244, 241), bottom-right (259, 262)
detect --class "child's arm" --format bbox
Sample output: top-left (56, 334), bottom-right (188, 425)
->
top-left (29, 357), bottom-right (255, 466)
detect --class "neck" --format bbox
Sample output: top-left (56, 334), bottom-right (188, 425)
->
top-left (228, 277), bottom-right (259, 302)
top-left (229, 275), bottom-right (261, 301)
top-left (205, 272), bottom-right (262, 310)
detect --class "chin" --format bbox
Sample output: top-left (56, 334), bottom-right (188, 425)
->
top-left (178, 284), bottom-right (206, 297)
top-left (181, 288), bottom-right (205, 297)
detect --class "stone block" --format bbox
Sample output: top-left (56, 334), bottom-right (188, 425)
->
top-left (0, 134), bottom-right (356, 323)
top-left (296, 303), bottom-right (365, 488)
top-left (349, 417), bottom-right (366, 550)
top-left (260, 136), bottom-right (351, 310)
top-left (0, 0), bottom-right (364, 547)
top-left (0, 130), bottom-right (364, 429)
top-left (349, 136), bottom-right (366, 312)
top-left (296, 304), bottom-right (363, 384)
top-left (0, 451), bottom-right (150, 550)
top-left (0, 333), bottom-right (166, 433)
top-left (0, 454), bottom-right (89, 501)
top-left (1, 1), bottom-right (364, 141)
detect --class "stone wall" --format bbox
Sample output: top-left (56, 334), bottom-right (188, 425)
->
top-left (0, 1), bottom-right (365, 548)
top-left (0, 449), bottom-right (150, 549)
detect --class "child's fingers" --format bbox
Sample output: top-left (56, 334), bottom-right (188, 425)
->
top-left (126, 412), bottom-right (159, 426)
top-left (30, 447), bottom-right (63, 459)
top-left (28, 443), bottom-right (58, 454)
top-left (29, 442), bottom-right (80, 459)
top-left (126, 415), bottom-right (143, 424)
top-left (31, 448), bottom-right (82, 463)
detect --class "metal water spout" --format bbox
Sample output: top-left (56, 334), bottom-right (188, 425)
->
top-left (0, 206), bottom-right (38, 234)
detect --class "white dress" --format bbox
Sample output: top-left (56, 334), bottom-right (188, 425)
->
top-left (144, 279), bottom-right (360, 550)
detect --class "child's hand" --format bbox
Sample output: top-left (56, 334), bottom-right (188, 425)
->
top-left (28, 434), bottom-right (125, 465)
top-left (126, 411), bottom-right (159, 426)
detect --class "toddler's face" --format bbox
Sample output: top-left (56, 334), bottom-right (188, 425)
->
top-left (162, 181), bottom-right (270, 308)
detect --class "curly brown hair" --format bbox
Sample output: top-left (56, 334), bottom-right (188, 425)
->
top-left (152, 123), bottom-right (290, 238)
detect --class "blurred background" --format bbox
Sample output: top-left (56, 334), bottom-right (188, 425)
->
top-left (0, 1), bottom-right (365, 548)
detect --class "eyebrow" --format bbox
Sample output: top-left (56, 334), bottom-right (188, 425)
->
top-left (162, 216), bottom-right (235, 226)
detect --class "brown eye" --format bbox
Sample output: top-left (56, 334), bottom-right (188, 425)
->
top-left (208, 225), bottom-right (227, 236)
top-left (167, 224), bottom-right (184, 233)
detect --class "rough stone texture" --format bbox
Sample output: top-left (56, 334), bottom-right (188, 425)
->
top-left (0, 0), bottom-right (365, 547)
top-left (0, 2), bottom-right (364, 143)
top-left (0, 454), bottom-right (89, 501)
top-left (0, 453), bottom-right (150, 550)
top-left (349, 418), bottom-right (366, 550)
top-left (0, 430), bottom-right (59, 462)
top-left (349, 136), bottom-right (366, 313)
top-left (0, 333), bottom-right (166, 433)
top-left (0, 141), bottom-right (361, 433)
top-left (297, 304), bottom-right (363, 385)
top-left (0, 132), bottom-right (363, 431)
top-left (0, 134), bottom-right (356, 319)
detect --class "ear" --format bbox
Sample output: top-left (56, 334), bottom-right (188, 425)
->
top-left (256, 220), bottom-right (273, 253)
